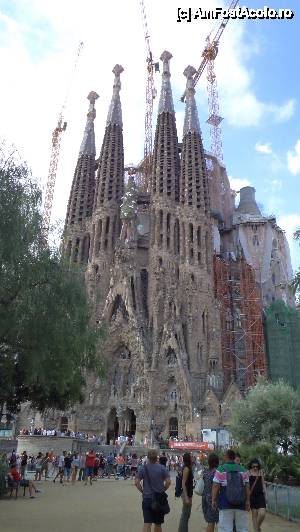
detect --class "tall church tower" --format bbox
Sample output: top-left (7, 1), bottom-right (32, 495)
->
top-left (179, 66), bottom-right (222, 401)
top-left (64, 91), bottom-right (99, 264)
top-left (88, 65), bottom-right (125, 316)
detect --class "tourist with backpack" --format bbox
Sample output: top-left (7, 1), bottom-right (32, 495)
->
top-left (212, 449), bottom-right (250, 532)
top-left (135, 448), bottom-right (171, 532)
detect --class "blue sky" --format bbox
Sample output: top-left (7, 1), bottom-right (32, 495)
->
top-left (0, 0), bottom-right (299, 269)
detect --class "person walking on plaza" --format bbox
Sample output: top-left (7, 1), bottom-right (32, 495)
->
top-left (78, 453), bottom-right (86, 481)
top-left (41, 452), bottom-right (49, 480)
top-left (35, 452), bottom-right (43, 481)
top-left (135, 448), bottom-right (171, 532)
top-left (116, 453), bottom-right (125, 479)
top-left (212, 449), bottom-right (250, 532)
top-left (248, 459), bottom-right (266, 532)
top-left (202, 453), bottom-right (219, 532)
top-left (84, 450), bottom-right (95, 485)
top-left (53, 451), bottom-right (66, 484)
top-left (71, 452), bottom-right (80, 484)
top-left (20, 451), bottom-right (28, 479)
top-left (64, 451), bottom-right (73, 482)
top-left (178, 452), bottom-right (193, 532)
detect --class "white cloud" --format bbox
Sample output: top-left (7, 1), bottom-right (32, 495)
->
top-left (287, 139), bottom-right (300, 175)
top-left (272, 99), bottom-right (296, 123)
top-left (228, 177), bottom-right (252, 191)
top-left (255, 142), bottom-right (272, 154)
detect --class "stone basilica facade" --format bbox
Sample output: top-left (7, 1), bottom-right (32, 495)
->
top-left (40, 50), bottom-right (292, 443)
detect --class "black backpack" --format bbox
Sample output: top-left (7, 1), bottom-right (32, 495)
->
top-left (175, 471), bottom-right (183, 498)
top-left (224, 464), bottom-right (246, 506)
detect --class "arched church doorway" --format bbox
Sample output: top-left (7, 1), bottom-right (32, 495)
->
top-left (124, 408), bottom-right (136, 437)
top-left (60, 416), bottom-right (68, 433)
top-left (169, 417), bottom-right (178, 438)
top-left (106, 408), bottom-right (119, 444)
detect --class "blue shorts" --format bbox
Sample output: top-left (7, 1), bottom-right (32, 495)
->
top-left (85, 466), bottom-right (94, 477)
top-left (142, 498), bottom-right (164, 525)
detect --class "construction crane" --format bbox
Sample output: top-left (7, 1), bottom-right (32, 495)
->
top-left (181, 0), bottom-right (239, 162)
top-left (138, 0), bottom-right (158, 192)
top-left (43, 41), bottom-right (84, 234)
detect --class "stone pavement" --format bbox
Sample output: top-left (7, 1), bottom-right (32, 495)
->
top-left (0, 478), bottom-right (299, 532)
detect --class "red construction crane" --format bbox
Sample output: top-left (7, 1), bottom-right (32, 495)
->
top-left (43, 41), bottom-right (84, 235)
top-left (181, 0), bottom-right (239, 162)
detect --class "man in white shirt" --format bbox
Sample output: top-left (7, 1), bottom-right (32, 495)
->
top-left (53, 451), bottom-right (66, 484)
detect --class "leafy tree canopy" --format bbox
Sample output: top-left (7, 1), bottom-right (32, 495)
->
top-left (230, 380), bottom-right (300, 450)
top-left (0, 146), bottom-right (103, 418)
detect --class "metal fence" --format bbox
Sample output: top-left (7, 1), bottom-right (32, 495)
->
top-left (265, 482), bottom-right (300, 523)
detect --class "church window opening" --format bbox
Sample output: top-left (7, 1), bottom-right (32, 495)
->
top-left (166, 347), bottom-right (176, 366)
top-left (140, 269), bottom-right (148, 319)
top-left (130, 277), bottom-right (137, 310)
top-left (197, 343), bottom-right (203, 365)
top-left (119, 346), bottom-right (131, 359)
top-left (170, 389), bottom-right (177, 401)
top-left (174, 219), bottom-right (180, 255)
top-left (169, 417), bottom-right (178, 438)
top-left (189, 223), bottom-right (194, 243)
top-left (209, 358), bottom-right (218, 373)
top-left (202, 311), bottom-right (206, 334)
top-left (73, 238), bottom-right (80, 262)
top-left (197, 227), bottom-right (201, 247)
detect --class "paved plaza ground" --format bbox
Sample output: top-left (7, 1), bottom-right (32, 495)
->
top-left (1, 478), bottom-right (300, 532)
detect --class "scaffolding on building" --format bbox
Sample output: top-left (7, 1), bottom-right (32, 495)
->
top-left (214, 256), bottom-right (267, 392)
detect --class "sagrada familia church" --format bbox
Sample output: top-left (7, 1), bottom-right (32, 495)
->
top-left (38, 52), bottom-right (294, 443)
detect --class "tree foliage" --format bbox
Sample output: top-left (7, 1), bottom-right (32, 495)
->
top-left (0, 147), bottom-right (103, 417)
top-left (230, 380), bottom-right (300, 450)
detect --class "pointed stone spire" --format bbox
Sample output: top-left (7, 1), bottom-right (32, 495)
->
top-left (64, 91), bottom-right (99, 229)
top-left (106, 64), bottom-right (124, 127)
top-left (94, 65), bottom-right (124, 208)
top-left (158, 51), bottom-right (174, 115)
top-left (180, 65), bottom-right (209, 213)
top-left (79, 91), bottom-right (99, 155)
top-left (183, 66), bottom-right (201, 136)
top-left (151, 51), bottom-right (179, 201)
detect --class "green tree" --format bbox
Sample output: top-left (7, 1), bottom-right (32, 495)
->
top-left (230, 380), bottom-right (300, 451)
top-left (0, 147), bottom-right (103, 418)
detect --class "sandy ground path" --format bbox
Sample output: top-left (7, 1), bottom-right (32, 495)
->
top-left (0, 478), bottom-right (299, 532)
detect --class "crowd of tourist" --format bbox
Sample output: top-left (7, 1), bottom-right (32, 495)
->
top-left (18, 428), bottom-right (137, 446)
top-left (3, 445), bottom-right (267, 531)
top-left (134, 447), bottom-right (267, 532)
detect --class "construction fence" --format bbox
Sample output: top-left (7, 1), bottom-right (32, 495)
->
top-left (265, 482), bottom-right (300, 523)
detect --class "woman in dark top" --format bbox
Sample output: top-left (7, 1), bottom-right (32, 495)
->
top-left (248, 458), bottom-right (266, 532)
top-left (178, 452), bottom-right (194, 532)
top-left (202, 453), bottom-right (219, 532)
